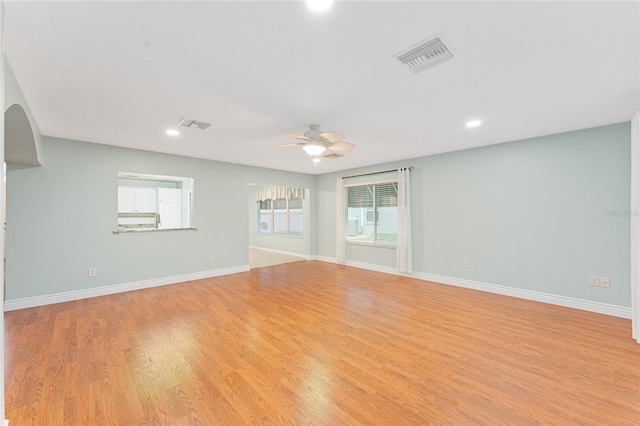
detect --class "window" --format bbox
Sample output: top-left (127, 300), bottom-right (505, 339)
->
top-left (259, 197), bottom-right (303, 237)
top-left (346, 182), bottom-right (398, 245)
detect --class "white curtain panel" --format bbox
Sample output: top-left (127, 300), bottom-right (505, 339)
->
top-left (336, 177), bottom-right (347, 264)
top-left (397, 168), bottom-right (413, 274)
top-left (631, 110), bottom-right (640, 343)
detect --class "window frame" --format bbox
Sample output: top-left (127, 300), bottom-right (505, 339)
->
top-left (345, 179), bottom-right (398, 247)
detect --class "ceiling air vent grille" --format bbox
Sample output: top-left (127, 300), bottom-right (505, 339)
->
top-left (395, 34), bottom-right (454, 74)
top-left (177, 117), bottom-right (211, 130)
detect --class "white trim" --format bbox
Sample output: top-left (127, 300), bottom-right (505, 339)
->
top-left (3, 265), bottom-right (249, 312)
top-left (249, 246), bottom-right (310, 260)
top-left (315, 256), bottom-right (399, 275)
top-left (410, 271), bottom-right (631, 319)
top-left (631, 109), bottom-right (640, 341)
top-left (1, 3), bottom-right (7, 421)
top-left (346, 241), bottom-right (396, 249)
top-left (335, 177), bottom-right (346, 264)
top-left (346, 260), bottom-right (399, 276)
top-left (315, 258), bottom-right (631, 319)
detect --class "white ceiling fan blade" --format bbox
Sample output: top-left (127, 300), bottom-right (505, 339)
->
top-left (319, 131), bottom-right (344, 143)
top-left (277, 142), bottom-right (306, 148)
top-left (282, 132), bottom-right (310, 141)
top-left (324, 153), bottom-right (345, 159)
top-left (327, 141), bottom-right (356, 152)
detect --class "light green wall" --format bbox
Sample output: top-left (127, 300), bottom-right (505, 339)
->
top-left (4, 103), bottom-right (631, 309)
top-left (316, 122), bottom-right (631, 307)
top-left (6, 136), bottom-right (315, 300)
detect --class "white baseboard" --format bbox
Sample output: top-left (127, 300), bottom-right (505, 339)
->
top-left (6, 259), bottom-right (631, 320)
top-left (4, 265), bottom-right (250, 312)
top-left (315, 255), bottom-right (337, 263)
top-left (314, 258), bottom-right (631, 319)
top-left (346, 259), bottom-right (399, 276)
top-left (316, 256), bottom-right (400, 276)
top-left (410, 271), bottom-right (631, 319)
top-left (249, 245), bottom-right (310, 260)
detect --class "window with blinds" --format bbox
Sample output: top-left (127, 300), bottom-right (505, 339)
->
top-left (258, 197), bottom-right (303, 237)
top-left (346, 182), bottom-right (398, 245)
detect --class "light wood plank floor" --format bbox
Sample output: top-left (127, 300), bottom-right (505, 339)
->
top-left (5, 261), bottom-right (640, 424)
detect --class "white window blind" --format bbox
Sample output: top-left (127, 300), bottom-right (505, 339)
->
top-left (346, 182), bottom-right (398, 245)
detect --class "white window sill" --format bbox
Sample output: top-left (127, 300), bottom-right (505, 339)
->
top-left (257, 233), bottom-right (303, 239)
top-left (114, 227), bottom-right (198, 235)
top-left (346, 241), bottom-right (396, 249)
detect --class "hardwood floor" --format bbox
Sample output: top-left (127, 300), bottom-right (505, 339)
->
top-left (248, 247), bottom-right (307, 269)
top-left (5, 261), bottom-right (640, 425)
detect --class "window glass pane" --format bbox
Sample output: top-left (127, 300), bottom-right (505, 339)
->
top-left (375, 183), bottom-right (398, 244)
top-left (259, 200), bottom-right (272, 210)
top-left (347, 207), bottom-right (374, 242)
top-left (346, 182), bottom-right (397, 245)
top-left (256, 192), bottom-right (304, 238)
top-left (289, 197), bottom-right (303, 209)
top-left (273, 213), bottom-right (287, 234)
top-left (273, 198), bottom-right (287, 214)
top-left (347, 185), bottom-right (373, 208)
top-left (376, 207), bottom-right (397, 244)
top-left (365, 209), bottom-right (374, 223)
top-left (289, 213), bottom-right (303, 236)
top-left (259, 214), bottom-right (272, 233)
top-left (347, 185), bottom-right (374, 242)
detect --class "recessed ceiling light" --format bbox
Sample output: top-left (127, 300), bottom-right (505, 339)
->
top-left (166, 129), bottom-right (180, 136)
top-left (466, 120), bottom-right (482, 128)
top-left (306, 0), bottom-right (333, 12)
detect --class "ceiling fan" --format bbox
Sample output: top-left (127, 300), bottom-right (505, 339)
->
top-left (277, 124), bottom-right (356, 160)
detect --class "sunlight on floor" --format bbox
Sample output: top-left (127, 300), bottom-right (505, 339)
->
top-left (249, 247), bottom-right (307, 269)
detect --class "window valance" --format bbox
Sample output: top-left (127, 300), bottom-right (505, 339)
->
top-left (255, 186), bottom-right (305, 202)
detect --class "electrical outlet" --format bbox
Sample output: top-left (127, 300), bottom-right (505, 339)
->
top-left (88, 268), bottom-right (96, 277)
top-left (351, 246), bottom-right (356, 253)
top-left (600, 277), bottom-right (610, 288)
top-left (463, 260), bottom-right (469, 269)
top-left (208, 255), bottom-right (213, 262)
top-left (590, 276), bottom-right (599, 286)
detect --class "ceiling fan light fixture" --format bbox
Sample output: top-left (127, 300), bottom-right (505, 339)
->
top-left (302, 141), bottom-right (326, 156)
top-left (306, 0), bottom-right (333, 12)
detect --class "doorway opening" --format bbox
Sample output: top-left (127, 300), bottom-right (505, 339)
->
top-left (248, 184), bottom-right (310, 269)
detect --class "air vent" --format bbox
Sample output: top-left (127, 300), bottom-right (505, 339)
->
top-left (324, 153), bottom-right (345, 160)
top-left (177, 117), bottom-right (211, 130)
top-left (395, 34), bottom-right (454, 74)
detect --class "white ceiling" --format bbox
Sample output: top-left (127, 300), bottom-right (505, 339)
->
top-left (3, 1), bottom-right (639, 175)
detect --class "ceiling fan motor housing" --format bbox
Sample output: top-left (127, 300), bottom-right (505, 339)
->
top-left (304, 124), bottom-right (323, 140)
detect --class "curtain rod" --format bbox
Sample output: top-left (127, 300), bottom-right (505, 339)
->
top-left (341, 167), bottom-right (412, 180)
